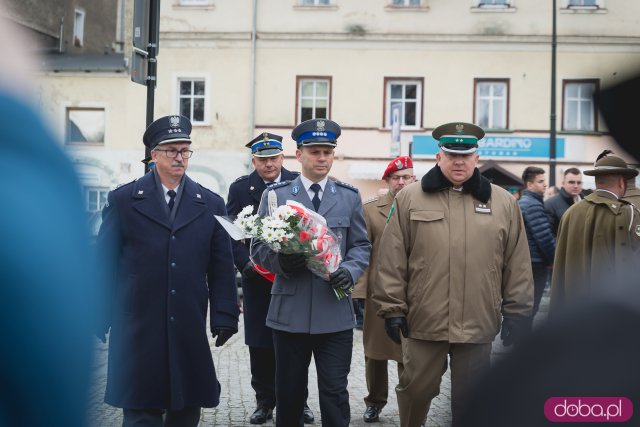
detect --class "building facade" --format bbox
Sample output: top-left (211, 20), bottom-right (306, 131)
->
top-left (32, 0), bottom-right (640, 218)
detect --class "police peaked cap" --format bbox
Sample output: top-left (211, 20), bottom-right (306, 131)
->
top-left (246, 132), bottom-right (284, 157)
top-left (292, 119), bottom-right (341, 147)
top-left (432, 122), bottom-right (484, 154)
top-left (143, 115), bottom-right (192, 149)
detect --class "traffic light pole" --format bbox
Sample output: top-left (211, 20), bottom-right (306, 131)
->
top-left (549, 0), bottom-right (557, 186)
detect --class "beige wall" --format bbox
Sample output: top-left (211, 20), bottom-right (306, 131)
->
top-left (37, 0), bottom-right (640, 205)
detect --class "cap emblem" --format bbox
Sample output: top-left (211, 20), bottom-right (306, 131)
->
top-left (316, 120), bottom-right (326, 132)
top-left (169, 116), bottom-right (180, 128)
top-left (262, 133), bottom-right (269, 140)
top-left (395, 159), bottom-right (403, 169)
top-left (455, 123), bottom-right (464, 134)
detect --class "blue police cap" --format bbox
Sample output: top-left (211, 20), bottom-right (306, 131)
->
top-left (291, 119), bottom-right (341, 148)
top-left (245, 132), bottom-right (283, 157)
top-left (432, 122), bottom-right (484, 154)
top-left (143, 115), bottom-right (192, 149)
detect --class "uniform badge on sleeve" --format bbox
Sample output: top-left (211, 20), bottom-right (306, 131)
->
top-left (474, 200), bottom-right (492, 214)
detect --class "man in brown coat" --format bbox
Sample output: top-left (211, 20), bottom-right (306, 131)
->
top-left (372, 122), bottom-right (533, 427)
top-left (551, 151), bottom-right (640, 311)
top-left (352, 156), bottom-right (416, 423)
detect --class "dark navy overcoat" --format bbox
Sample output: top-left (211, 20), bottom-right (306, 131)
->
top-left (226, 168), bottom-right (298, 347)
top-left (97, 170), bottom-right (239, 410)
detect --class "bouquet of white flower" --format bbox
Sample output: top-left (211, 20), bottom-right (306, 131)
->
top-left (216, 201), bottom-right (347, 299)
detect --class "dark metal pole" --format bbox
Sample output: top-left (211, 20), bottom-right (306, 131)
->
top-left (144, 0), bottom-right (159, 174)
top-left (549, 0), bottom-right (557, 185)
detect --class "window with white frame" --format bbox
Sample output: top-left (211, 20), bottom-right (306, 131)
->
top-left (475, 79), bottom-right (508, 130)
top-left (391, 0), bottom-right (421, 6)
top-left (86, 188), bottom-right (109, 213)
top-left (178, 79), bottom-right (206, 123)
top-left (567, 0), bottom-right (598, 7)
top-left (384, 79), bottom-right (422, 128)
top-left (297, 77), bottom-right (331, 123)
top-left (300, 0), bottom-right (330, 5)
top-left (73, 8), bottom-right (85, 47)
top-left (563, 80), bottom-right (597, 131)
top-left (66, 108), bottom-right (105, 144)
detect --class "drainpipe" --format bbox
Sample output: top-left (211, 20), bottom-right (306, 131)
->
top-left (247, 0), bottom-right (258, 172)
top-left (58, 17), bottom-right (64, 53)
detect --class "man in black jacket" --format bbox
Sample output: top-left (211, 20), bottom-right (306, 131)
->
top-left (519, 167), bottom-right (556, 320)
top-left (544, 167), bottom-right (587, 236)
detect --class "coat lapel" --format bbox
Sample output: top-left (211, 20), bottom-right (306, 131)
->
top-left (318, 179), bottom-right (338, 216)
top-left (248, 171), bottom-right (267, 207)
top-left (286, 176), bottom-right (315, 211)
top-left (172, 176), bottom-right (207, 232)
top-left (377, 191), bottom-right (393, 219)
top-left (132, 172), bottom-right (172, 230)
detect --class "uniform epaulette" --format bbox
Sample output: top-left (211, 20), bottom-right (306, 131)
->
top-left (363, 196), bottom-right (379, 205)
top-left (233, 175), bottom-right (249, 183)
top-left (336, 180), bottom-right (359, 193)
top-left (114, 178), bottom-right (137, 191)
top-left (269, 180), bottom-right (292, 189)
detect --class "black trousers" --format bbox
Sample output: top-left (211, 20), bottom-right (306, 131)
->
top-left (122, 407), bottom-right (200, 427)
top-left (249, 345), bottom-right (277, 409)
top-left (273, 329), bottom-right (353, 427)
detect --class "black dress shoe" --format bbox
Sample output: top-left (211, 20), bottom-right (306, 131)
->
top-left (303, 405), bottom-right (315, 424)
top-left (363, 406), bottom-right (382, 423)
top-left (249, 407), bottom-right (273, 424)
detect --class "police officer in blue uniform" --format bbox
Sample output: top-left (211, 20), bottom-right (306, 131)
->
top-left (251, 119), bottom-right (372, 427)
top-left (226, 132), bottom-right (314, 424)
top-left (97, 115), bottom-right (240, 427)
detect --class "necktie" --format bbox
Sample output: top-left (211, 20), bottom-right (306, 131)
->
top-left (310, 183), bottom-right (321, 211)
top-left (167, 190), bottom-right (177, 211)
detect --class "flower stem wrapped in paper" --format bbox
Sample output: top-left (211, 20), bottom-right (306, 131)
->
top-left (217, 201), bottom-right (347, 299)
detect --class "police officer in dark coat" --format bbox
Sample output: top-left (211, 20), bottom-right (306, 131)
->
top-left (97, 115), bottom-right (240, 427)
top-left (226, 133), bottom-right (314, 424)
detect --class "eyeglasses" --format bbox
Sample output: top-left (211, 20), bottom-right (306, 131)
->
top-left (567, 181), bottom-right (582, 185)
top-left (154, 148), bottom-right (194, 159)
top-left (389, 174), bottom-right (414, 182)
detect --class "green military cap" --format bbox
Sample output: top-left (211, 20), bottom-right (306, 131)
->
top-left (584, 150), bottom-right (638, 178)
top-left (432, 122), bottom-right (485, 154)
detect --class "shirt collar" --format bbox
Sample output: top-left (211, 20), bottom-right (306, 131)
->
top-left (263, 173), bottom-right (282, 185)
top-left (300, 174), bottom-right (328, 192)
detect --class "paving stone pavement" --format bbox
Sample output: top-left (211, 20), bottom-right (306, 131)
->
top-left (88, 291), bottom-right (549, 426)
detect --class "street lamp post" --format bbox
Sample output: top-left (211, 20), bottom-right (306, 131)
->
top-left (549, 0), bottom-right (557, 186)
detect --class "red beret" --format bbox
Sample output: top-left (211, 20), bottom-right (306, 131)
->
top-left (382, 156), bottom-right (413, 179)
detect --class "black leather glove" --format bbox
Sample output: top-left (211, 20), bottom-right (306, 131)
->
top-left (241, 261), bottom-right (261, 282)
top-left (329, 267), bottom-right (354, 294)
top-left (278, 252), bottom-right (307, 274)
top-left (384, 316), bottom-right (409, 345)
top-left (500, 317), bottom-right (531, 347)
top-left (212, 327), bottom-right (235, 347)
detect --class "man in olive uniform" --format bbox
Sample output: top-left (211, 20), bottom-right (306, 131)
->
top-left (352, 156), bottom-right (415, 423)
top-left (226, 133), bottom-right (314, 424)
top-left (372, 122), bottom-right (533, 427)
top-left (551, 151), bottom-right (640, 311)
top-left (251, 118), bottom-right (371, 427)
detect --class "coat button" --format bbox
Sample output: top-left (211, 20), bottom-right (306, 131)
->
top-left (171, 262), bottom-right (176, 268)
top-left (171, 235), bottom-right (176, 240)
top-left (170, 289), bottom-right (176, 295)
top-left (169, 316), bottom-right (175, 322)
